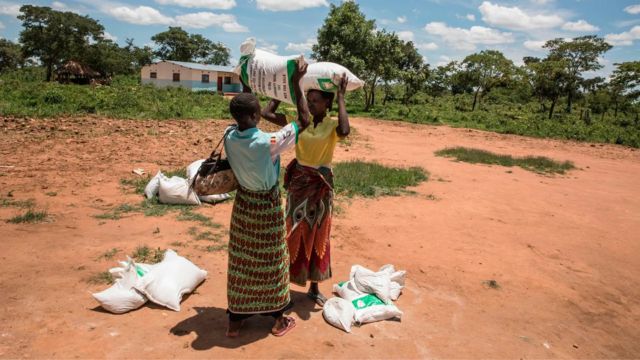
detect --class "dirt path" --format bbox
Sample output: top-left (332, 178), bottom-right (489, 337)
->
top-left (1, 116), bottom-right (639, 359)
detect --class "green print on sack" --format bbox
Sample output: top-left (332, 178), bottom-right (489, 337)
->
top-left (240, 54), bottom-right (250, 86)
top-left (317, 78), bottom-right (337, 92)
top-left (352, 294), bottom-right (385, 309)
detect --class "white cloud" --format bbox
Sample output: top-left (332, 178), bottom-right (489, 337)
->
top-left (0, 2), bottom-right (20, 16)
top-left (397, 30), bottom-right (414, 42)
top-left (424, 21), bottom-right (514, 51)
top-left (624, 4), bottom-right (640, 15)
top-left (523, 40), bottom-right (546, 51)
top-left (605, 26), bottom-right (640, 46)
top-left (105, 6), bottom-right (248, 32)
top-left (285, 38), bottom-right (317, 53)
top-left (530, 0), bottom-right (553, 4)
top-left (466, 14), bottom-right (475, 21)
top-left (479, 1), bottom-right (564, 31)
top-left (416, 42), bottom-right (438, 50)
top-left (257, 39), bottom-right (278, 53)
top-left (175, 12), bottom-right (247, 32)
top-left (256, 0), bottom-right (328, 11)
top-left (52, 1), bottom-right (68, 10)
top-left (155, 0), bottom-right (236, 10)
top-left (103, 31), bottom-right (117, 41)
top-left (397, 16), bottom-right (407, 23)
top-left (562, 20), bottom-right (599, 32)
top-left (436, 55), bottom-right (452, 67)
top-left (107, 6), bottom-right (173, 25)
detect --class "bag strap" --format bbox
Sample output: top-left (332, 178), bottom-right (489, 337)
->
top-left (208, 124), bottom-right (237, 158)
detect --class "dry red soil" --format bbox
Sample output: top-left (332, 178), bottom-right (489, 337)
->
top-left (1, 116), bottom-right (639, 359)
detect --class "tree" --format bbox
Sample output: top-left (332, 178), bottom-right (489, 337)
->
top-left (151, 27), bottom-right (230, 65)
top-left (544, 36), bottom-right (612, 114)
top-left (461, 50), bottom-right (514, 111)
top-left (426, 62), bottom-right (456, 97)
top-left (0, 39), bottom-right (23, 73)
top-left (362, 30), bottom-right (404, 110)
top-left (82, 39), bottom-right (132, 76)
top-left (609, 61), bottom-right (640, 118)
top-left (18, 5), bottom-right (104, 81)
top-left (125, 39), bottom-right (154, 70)
top-left (524, 56), bottom-right (569, 119)
top-left (397, 41), bottom-right (429, 104)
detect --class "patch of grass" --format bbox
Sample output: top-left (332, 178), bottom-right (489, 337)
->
top-left (333, 160), bottom-right (429, 198)
top-left (482, 279), bottom-right (501, 289)
top-left (94, 203), bottom-right (138, 220)
top-left (170, 241), bottom-right (187, 247)
top-left (177, 208), bottom-right (220, 228)
top-left (204, 244), bottom-right (228, 252)
top-left (45, 192), bottom-right (57, 197)
top-left (97, 248), bottom-right (119, 261)
top-left (87, 271), bottom-right (114, 285)
top-left (7, 209), bottom-right (48, 224)
top-left (1, 197), bottom-right (35, 208)
top-left (120, 177), bottom-right (149, 195)
top-left (435, 147), bottom-right (575, 174)
top-left (131, 245), bottom-right (165, 264)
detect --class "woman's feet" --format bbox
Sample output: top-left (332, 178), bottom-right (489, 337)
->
top-left (226, 320), bottom-right (244, 338)
top-left (271, 315), bottom-right (296, 337)
top-left (307, 282), bottom-right (327, 306)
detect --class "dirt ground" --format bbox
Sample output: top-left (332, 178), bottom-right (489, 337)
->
top-left (1, 115), bottom-right (639, 359)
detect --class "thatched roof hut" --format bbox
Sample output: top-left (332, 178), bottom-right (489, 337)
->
top-left (56, 60), bottom-right (101, 84)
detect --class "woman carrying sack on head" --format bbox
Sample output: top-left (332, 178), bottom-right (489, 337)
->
top-left (262, 74), bottom-right (350, 307)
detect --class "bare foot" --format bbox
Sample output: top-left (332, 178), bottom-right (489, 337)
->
top-left (226, 320), bottom-right (243, 338)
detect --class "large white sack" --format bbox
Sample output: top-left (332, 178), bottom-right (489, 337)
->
top-left (92, 259), bottom-right (152, 314)
top-left (303, 62), bottom-right (364, 93)
top-left (134, 250), bottom-right (207, 311)
top-left (323, 297), bottom-right (355, 333)
top-left (352, 266), bottom-right (392, 304)
top-left (333, 280), bottom-right (363, 301)
top-left (352, 293), bottom-right (403, 324)
top-left (334, 281), bottom-right (402, 325)
top-left (186, 159), bottom-right (205, 182)
top-left (158, 176), bottom-right (201, 205)
top-left (234, 38), bottom-right (303, 104)
top-left (379, 264), bottom-right (407, 301)
top-left (144, 171), bottom-right (166, 199)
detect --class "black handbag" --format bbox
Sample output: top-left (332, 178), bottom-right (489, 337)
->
top-left (190, 125), bottom-right (238, 195)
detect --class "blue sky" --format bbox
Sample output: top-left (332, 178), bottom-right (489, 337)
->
top-left (1, 0), bottom-right (639, 77)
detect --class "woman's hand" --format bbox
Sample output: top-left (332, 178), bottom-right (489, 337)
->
top-left (337, 73), bottom-right (348, 98)
top-left (292, 59), bottom-right (308, 83)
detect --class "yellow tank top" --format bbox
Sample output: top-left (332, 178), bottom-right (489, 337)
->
top-left (296, 117), bottom-right (339, 168)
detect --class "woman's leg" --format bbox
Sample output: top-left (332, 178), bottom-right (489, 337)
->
top-left (226, 312), bottom-right (252, 337)
top-left (307, 281), bottom-right (327, 306)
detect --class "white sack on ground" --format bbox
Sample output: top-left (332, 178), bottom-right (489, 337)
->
top-left (144, 171), bottom-right (165, 199)
top-left (333, 280), bottom-right (402, 325)
top-left (350, 264), bottom-right (406, 302)
top-left (134, 249), bottom-right (207, 311)
top-left (186, 159), bottom-right (205, 182)
top-left (323, 297), bottom-right (355, 333)
top-left (158, 176), bottom-right (201, 205)
top-left (92, 258), bottom-right (153, 314)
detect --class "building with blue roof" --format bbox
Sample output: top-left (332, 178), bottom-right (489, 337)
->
top-left (141, 60), bottom-right (243, 93)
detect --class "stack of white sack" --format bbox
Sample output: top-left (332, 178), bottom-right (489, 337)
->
top-left (92, 250), bottom-right (207, 313)
top-left (234, 37), bottom-right (364, 105)
top-left (144, 159), bottom-right (232, 204)
top-left (323, 264), bottom-right (406, 333)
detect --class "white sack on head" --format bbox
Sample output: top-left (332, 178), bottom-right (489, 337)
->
top-left (303, 62), bottom-right (364, 93)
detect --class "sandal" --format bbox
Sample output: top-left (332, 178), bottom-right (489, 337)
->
top-left (272, 316), bottom-right (296, 337)
top-left (307, 291), bottom-right (328, 307)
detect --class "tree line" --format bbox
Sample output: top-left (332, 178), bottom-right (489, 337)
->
top-left (0, 5), bottom-right (231, 81)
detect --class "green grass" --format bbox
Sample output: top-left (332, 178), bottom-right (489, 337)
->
top-left (177, 208), bottom-right (220, 228)
top-left (87, 271), bottom-right (114, 285)
top-left (93, 203), bottom-right (139, 220)
top-left (204, 244), bottom-right (228, 252)
top-left (45, 192), bottom-right (57, 197)
top-left (97, 248), bottom-right (120, 261)
top-left (435, 147), bottom-right (575, 174)
top-left (1, 197), bottom-right (35, 209)
top-left (131, 245), bottom-right (165, 264)
top-left (7, 209), bottom-right (48, 224)
top-left (333, 160), bottom-right (429, 197)
top-left (0, 73), bottom-right (232, 120)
